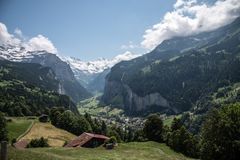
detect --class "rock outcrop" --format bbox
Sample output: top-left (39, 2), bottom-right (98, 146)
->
top-left (102, 80), bottom-right (178, 115)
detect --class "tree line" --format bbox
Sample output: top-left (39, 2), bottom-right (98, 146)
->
top-left (141, 102), bottom-right (240, 159)
top-left (49, 107), bottom-right (135, 143)
top-left (1, 103), bottom-right (239, 159)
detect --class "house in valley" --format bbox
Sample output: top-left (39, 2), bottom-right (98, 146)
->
top-left (65, 132), bottom-right (109, 148)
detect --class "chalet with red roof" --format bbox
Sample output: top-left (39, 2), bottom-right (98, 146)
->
top-left (65, 132), bottom-right (110, 148)
top-left (13, 140), bottom-right (28, 149)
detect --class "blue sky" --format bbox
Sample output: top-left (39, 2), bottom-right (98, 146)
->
top-left (0, 0), bottom-right (176, 60)
top-left (0, 0), bottom-right (237, 61)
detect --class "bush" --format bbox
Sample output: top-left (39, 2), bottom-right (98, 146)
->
top-left (108, 136), bottom-right (117, 144)
top-left (107, 129), bottom-right (121, 143)
top-left (38, 115), bottom-right (49, 123)
top-left (11, 138), bottom-right (17, 146)
top-left (133, 129), bottom-right (147, 142)
top-left (27, 137), bottom-right (49, 148)
top-left (104, 136), bottom-right (117, 149)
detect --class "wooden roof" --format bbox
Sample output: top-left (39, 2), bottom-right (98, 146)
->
top-left (14, 140), bottom-right (28, 149)
top-left (65, 132), bottom-right (109, 147)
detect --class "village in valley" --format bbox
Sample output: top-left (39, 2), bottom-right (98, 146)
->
top-left (1, 0), bottom-right (240, 160)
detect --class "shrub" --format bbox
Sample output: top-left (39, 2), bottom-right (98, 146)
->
top-left (108, 136), bottom-right (117, 144)
top-left (27, 137), bottom-right (49, 148)
top-left (11, 138), bottom-right (17, 146)
top-left (38, 115), bottom-right (49, 123)
top-left (104, 136), bottom-right (117, 149)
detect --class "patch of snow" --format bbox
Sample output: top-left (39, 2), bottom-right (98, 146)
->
top-left (62, 51), bottom-right (141, 74)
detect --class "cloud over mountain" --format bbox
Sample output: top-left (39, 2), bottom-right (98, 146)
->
top-left (0, 22), bottom-right (57, 54)
top-left (26, 35), bottom-right (57, 53)
top-left (0, 23), bottom-right (21, 46)
top-left (141, 0), bottom-right (240, 50)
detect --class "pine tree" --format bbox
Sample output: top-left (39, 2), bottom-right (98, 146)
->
top-left (143, 114), bottom-right (163, 142)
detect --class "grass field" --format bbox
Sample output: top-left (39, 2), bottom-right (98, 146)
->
top-left (8, 141), bottom-right (194, 160)
top-left (78, 96), bottom-right (123, 117)
top-left (7, 117), bottom-right (33, 141)
top-left (20, 122), bottom-right (77, 147)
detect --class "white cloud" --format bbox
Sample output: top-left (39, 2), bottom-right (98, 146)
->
top-left (25, 35), bottom-right (57, 53)
top-left (0, 22), bottom-right (58, 54)
top-left (0, 23), bottom-right (21, 46)
top-left (14, 28), bottom-right (23, 38)
top-left (174, 0), bottom-right (197, 9)
top-left (141, 0), bottom-right (240, 50)
top-left (121, 41), bottom-right (140, 50)
top-left (114, 51), bottom-right (140, 61)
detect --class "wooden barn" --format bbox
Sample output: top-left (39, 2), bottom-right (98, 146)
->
top-left (65, 132), bottom-right (109, 148)
top-left (13, 140), bottom-right (28, 149)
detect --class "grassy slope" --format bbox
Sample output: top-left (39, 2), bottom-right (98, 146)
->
top-left (20, 122), bottom-right (76, 147)
top-left (7, 117), bottom-right (33, 141)
top-left (9, 141), bottom-right (194, 160)
top-left (78, 96), bottom-right (123, 117)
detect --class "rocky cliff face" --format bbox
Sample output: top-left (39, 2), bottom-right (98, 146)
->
top-left (102, 17), bottom-right (240, 116)
top-left (62, 51), bottom-right (140, 94)
top-left (102, 80), bottom-right (178, 115)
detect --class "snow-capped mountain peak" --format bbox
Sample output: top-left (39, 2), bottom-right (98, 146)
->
top-left (0, 44), bottom-right (56, 61)
top-left (62, 51), bottom-right (141, 74)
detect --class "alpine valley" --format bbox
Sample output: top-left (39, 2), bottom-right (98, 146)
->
top-left (1, 17), bottom-right (240, 118)
top-left (1, 1), bottom-right (240, 159)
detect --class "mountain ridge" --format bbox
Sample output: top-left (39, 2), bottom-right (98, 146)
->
top-left (0, 46), bottom-right (91, 102)
top-left (62, 51), bottom-right (140, 74)
top-left (61, 51), bottom-right (140, 93)
top-left (0, 60), bottom-right (78, 116)
top-left (102, 17), bottom-right (240, 115)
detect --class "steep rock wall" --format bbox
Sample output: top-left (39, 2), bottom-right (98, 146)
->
top-left (102, 80), bottom-right (178, 115)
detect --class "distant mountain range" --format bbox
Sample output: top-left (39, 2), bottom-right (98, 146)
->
top-left (0, 43), bottom-right (140, 98)
top-left (0, 45), bottom-right (91, 102)
top-left (102, 17), bottom-right (240, 116)
top-left (62, 51), bottom-right (140, 92)
top-left (62, 51), bottom-right (140, 74)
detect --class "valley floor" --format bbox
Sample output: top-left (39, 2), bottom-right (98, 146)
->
top-left (8, 141), bottom-right (194, 160)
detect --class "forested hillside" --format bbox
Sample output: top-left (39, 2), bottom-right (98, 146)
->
top-left (103, 17), bottom-right (240, 115)
top-left (0, 60), bottom-right (78, 116)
